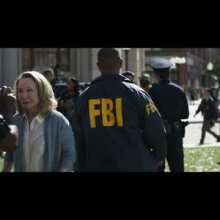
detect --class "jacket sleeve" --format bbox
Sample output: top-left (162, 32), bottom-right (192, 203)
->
top-left (73, 101), bottom-right (86, 172)
top-left (180, 91), bottom-right (189, 119)
top-left (60, 117), bottom-right (76, 171)
top-left (140, 93), bottom-right (167, 161)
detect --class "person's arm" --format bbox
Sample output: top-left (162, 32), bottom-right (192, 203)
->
top-left (194, 100), bottom-right (203, 117)
top-left (138, 90), bottom-right (167, 164)
top-left (143, 100), bottom-right (167, 162)
top-left (180, 92), bottom-right (189, 119)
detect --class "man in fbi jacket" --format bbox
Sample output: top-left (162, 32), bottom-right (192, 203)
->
top-left (74, 48), bottom-right (167, 172)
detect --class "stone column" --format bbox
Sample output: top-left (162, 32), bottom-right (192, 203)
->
top-left (70, 48), bottom-right (77, 77)
top-left (90, 48), bottom-right (100, 80)
top-left (79, 48), bottom-right (92, 82)
top-left (128, 48), bottom-right (139, 83)
top-left (1, 48), bottom-right (21, 87)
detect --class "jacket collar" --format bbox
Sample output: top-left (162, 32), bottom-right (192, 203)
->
top-left (92, 74), bottom-right (132, 84)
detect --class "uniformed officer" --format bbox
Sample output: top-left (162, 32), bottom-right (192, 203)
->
top-left (74, 48), bottom-right (167, 172)
top-left (149, 58), bottom-right (189, 172)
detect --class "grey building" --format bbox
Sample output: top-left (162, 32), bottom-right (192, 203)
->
top-left (0, 48), bottom-right (22, 87)
top-left (0, 48), bottom-right (146, 87)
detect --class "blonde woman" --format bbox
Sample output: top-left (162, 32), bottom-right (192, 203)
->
top-left (3, 71), bottom-right (76, 172)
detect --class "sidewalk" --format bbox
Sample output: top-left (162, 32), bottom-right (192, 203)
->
top-left (184, 143), bottom-right (220, 149)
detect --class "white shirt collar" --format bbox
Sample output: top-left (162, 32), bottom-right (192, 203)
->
top-left (23, 114), bottom-right (45, 124)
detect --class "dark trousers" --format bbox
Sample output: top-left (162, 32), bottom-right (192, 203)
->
top-left (200, 119), bottom-right (219, 144)
top-left (167, 133), bottom-right (184, 172)
top-left (159, 132), bottom-right (184, 172)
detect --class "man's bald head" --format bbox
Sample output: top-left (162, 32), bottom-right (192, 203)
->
top-left (97, 48), bottom-right (123, 75)
top-left (98, 48), bottom-right (120, 60)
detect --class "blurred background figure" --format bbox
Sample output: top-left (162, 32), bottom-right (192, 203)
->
top-left (194, 88), bottom-right (220, 145)
top-left (0, 115), bottom-right (17, 153)
top-left (41, 68), bottom-right (55, 84)
top-left (57, 77), bottom-right (80, 129)
top-left (0, 86), bottom-right (17, 157)
top-left (0, 86), bottom-right (18, 156)
top-left (139, 73), bottom-right (152, 93)
top-left (0, 86), bottom-right (16, 123)
top-left (121, 71), bottom-right (135, 82)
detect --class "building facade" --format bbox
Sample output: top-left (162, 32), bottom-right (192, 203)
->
top-left (0, 48), bottom-right (146, 87)
top-left (145, 48), bottom-right (213, 89)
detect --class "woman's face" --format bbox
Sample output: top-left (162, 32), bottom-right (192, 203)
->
top-left (17, 78), bottom-right (40, 114)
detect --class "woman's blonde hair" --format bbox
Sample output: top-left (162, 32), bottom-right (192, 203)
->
top-left (15, 71), bottom-right (57, 116)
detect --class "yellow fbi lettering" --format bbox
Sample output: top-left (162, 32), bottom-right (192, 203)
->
top-left (145, 102), bottom-right (157, 115)
top-left (89, 98), bottom-right (123, 128)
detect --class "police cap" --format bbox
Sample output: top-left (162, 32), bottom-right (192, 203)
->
top-left (150, 58), bottom-right (172, 70)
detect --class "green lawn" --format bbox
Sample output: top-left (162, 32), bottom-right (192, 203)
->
top-left (184, 146), bottom-right (220, 172)
top-left (1, 146), bottom-right (220, 172)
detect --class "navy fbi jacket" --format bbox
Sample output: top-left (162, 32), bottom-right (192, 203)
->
top-left (74, 74), bottom-right (167, 172)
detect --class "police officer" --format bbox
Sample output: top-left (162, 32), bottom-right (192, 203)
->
top-left (74, 48), bottom-right (167, 172)
top-left (149, 58), bottom-right (189, 172)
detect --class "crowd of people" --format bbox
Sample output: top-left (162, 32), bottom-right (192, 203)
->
top-left (0, 48), bottom-right (219, 172)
